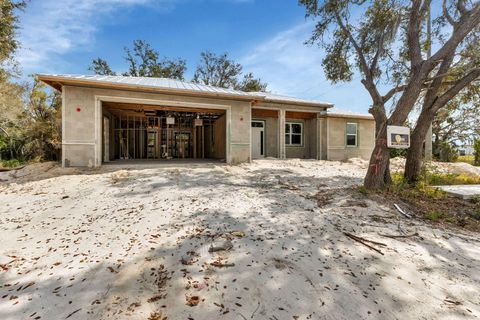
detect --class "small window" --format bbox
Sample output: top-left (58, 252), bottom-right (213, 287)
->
top-left (346, 122), bottom-right (358, 147)
top-left (285, 122), bottom-right (303, 146)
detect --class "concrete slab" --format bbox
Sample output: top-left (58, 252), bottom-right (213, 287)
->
top-left (434, 184), bottom-right (480, 200)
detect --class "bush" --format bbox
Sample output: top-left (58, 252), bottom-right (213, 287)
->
top-left (390, 148), bottom-right (407, 158)
top-left (437, 141), bottom-right (458, 162)
top-left (1, 159), bottom-right (24, 168)
top-left (425, 211), bottom-right (443, 221)
top-left (473, 140), bottom-right (480, 166)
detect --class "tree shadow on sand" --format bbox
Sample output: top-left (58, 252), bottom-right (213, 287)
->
top-left (1, 161), bottom-right (479, 319)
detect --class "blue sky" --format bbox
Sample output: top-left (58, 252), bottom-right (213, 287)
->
top-left (17, 0), bottom-right (371, 113)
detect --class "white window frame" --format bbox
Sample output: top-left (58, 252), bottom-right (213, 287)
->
top-left (285, 122), bottom-right (303, 146)
top-left (346, 122), bottom-right (358, 147)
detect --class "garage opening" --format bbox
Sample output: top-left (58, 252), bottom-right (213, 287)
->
top-left (102, 101), bottom-right (226, 162)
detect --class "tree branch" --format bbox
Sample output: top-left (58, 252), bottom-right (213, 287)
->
top-left (334, 11), bottom-right (383, 104)
top-left (457, 0), bottom-right (467, 15)
top-left (334, 12), bottom-right (370, 78)
top-left (383, 85), bottom-right (407, 102)
top-left (442, 0), bottom-right (457, 26)
top-left (429, 2), bottom-right (480, 66)
top-left (431, 68), bottom-right (480, 113)
top-left (407, 0), bottom-right (427, 69)
top-left (424, 54), bottom-right (455, 109)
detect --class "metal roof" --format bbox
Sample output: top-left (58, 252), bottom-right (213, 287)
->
top-left (37, 74), bottom-right (333, 108)
top-left (327, 107), bottom-right (374, 120)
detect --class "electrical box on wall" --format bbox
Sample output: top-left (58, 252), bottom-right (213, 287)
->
top-left (194, 119), bottom-right (203, 126)
top-left (166, 117), bottom-right (175, 125)
top-left (387, 125), bottom-right (410, 149)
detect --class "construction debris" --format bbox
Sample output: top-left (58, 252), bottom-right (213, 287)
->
top-left (343, 232), bottom-right (387, 255)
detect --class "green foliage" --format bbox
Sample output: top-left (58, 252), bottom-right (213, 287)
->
top-left (357, 185), bottom-right (369, 195)
top-left (123, 40), bottom-right (186, 79)
top-left (471, 196), bottom-right (480, 204)
top-left (423, 172), bottom-right (480, 186)
top-left (0, 158), bottom-right (23, 168)
top-left (89, 40), bottom-right (187, 80)
top-left (389, 148), bottom-right (407, 158)
top-left (432, 72), bottom-right (480, 153)
top-left (472, 210), bottom-right (480, 221)
top-left (300, 0), bottom-right (404, 84)
top-left (0, 77), bottom-right (61, 162)
top-left (89, 58), bottom-right (116, 76)
top-left (435, 141), bottom-right (458, 163)
top-left (236, 72), bottom-right (268, 92)
top-left (193, 51), bottom-right (242, 88)
top-left (89, 43), bottom-right (267, 92)
top-left (425, 211), bottom-right (443, 221)
top-left (192, 51), bottom-right (267, 92)
top-left (473, 140), bottom-right (480, 166)
top-left (457, 155), bottom-right (474, 164)
top-left (0, 0), bottom-right (26, 67)
top-left (389, 172), bottom-right (446, 199)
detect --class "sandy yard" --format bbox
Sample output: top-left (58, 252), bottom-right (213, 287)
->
top-left (0, 159), bottom-right (479, 320)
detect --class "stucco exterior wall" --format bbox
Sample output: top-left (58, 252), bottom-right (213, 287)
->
top-left (61, 84), bottom-right (374, 166)
top-left (325, 117), bottom-right (375, 161)
top-left (62, 85), bottom-right (251, 166)
top-left (265, 117), bottom-right (278, 158)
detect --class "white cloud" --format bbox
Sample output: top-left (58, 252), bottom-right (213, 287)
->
top-left (239, 21), bottom-right (372, 112)
top-left (17, 0), bottom-right (163, 73)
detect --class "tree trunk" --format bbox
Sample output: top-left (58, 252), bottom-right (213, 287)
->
top-left (405, 110), bottom-right (434, 184)
top-left (364, 123), bottom-right (391, 190)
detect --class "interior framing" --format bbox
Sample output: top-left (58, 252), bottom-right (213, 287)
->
top-left (94, 96), bottom-right (231, 165)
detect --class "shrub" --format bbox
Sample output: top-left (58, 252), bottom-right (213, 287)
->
top-left (473, 140), bottom-right (480, 166)
top-left (1, 159), bottom-right (24, 168)
top-left (390, 148), bottom-right (407, 158)
top-left (437, 141), bottom-right (459, 162)
top-left (425, 211), bottom-right (443, 221)
top-left (472, 210), bottom-right (480, 221)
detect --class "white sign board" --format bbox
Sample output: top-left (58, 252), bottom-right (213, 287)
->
top-left (387, 125), bottom-right (410, 149)
top-left (166, 117), bottom-right (175, 125)
top-left (194, 119), bottom-right (203, 126)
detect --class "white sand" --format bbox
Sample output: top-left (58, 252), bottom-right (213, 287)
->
top-left (0, 159), bottom-right (479, 320)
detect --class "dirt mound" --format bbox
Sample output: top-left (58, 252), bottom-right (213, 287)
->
top-left (439, 162), bottom-right (480, 176)
top-left (389, 157), bottom-right (480, 176)
top-left (0, 161), bottom-right (80, 183)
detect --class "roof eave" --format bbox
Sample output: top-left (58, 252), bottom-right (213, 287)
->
top-left (37, 74), bottom-right (335, 108)
top-left (37, 74), bottom-right (263, 102)
top-left (327, 113), bottom-right (374, 120)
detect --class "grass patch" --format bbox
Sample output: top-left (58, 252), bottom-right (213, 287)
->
top-left (425, 172), bottom-right (480, 185)
top-left (472, 211), bottom-right (480, 221)
top-left (471, 196), bottom-right (480, 204)
top-left (364, 172), bottom-right (480, 232)
top-left (390, 172), bottom-right (447, 199)
top-left (392, 171), bottom-right (480, 187)
top-left (457, 155), bottom-right (474, 165)
top-left (0, 159), bottom-right (26, 168)
top-left (425, 211), bottom-right (443, 221)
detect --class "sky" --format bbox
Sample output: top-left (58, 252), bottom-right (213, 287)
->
top-left (16, 0), bottom-right (372, 113)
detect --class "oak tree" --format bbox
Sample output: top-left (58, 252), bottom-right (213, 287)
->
top-left (300, 0), bottom-right (480, 189)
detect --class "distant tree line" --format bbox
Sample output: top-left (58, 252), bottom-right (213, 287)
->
top-left (89, 40), bottom-right (268, 92)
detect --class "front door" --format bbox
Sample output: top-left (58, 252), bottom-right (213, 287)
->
top-left (251, 121), bottom-right (265, 159)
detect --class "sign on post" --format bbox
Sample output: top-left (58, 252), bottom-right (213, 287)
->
top-left (387, 126), bottom-right (410, 149)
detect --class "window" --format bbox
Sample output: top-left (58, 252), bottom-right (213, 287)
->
top-left (346, 122), bottom-right (358, 147)
top-left (285, 122), bottom-right (303, 146)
